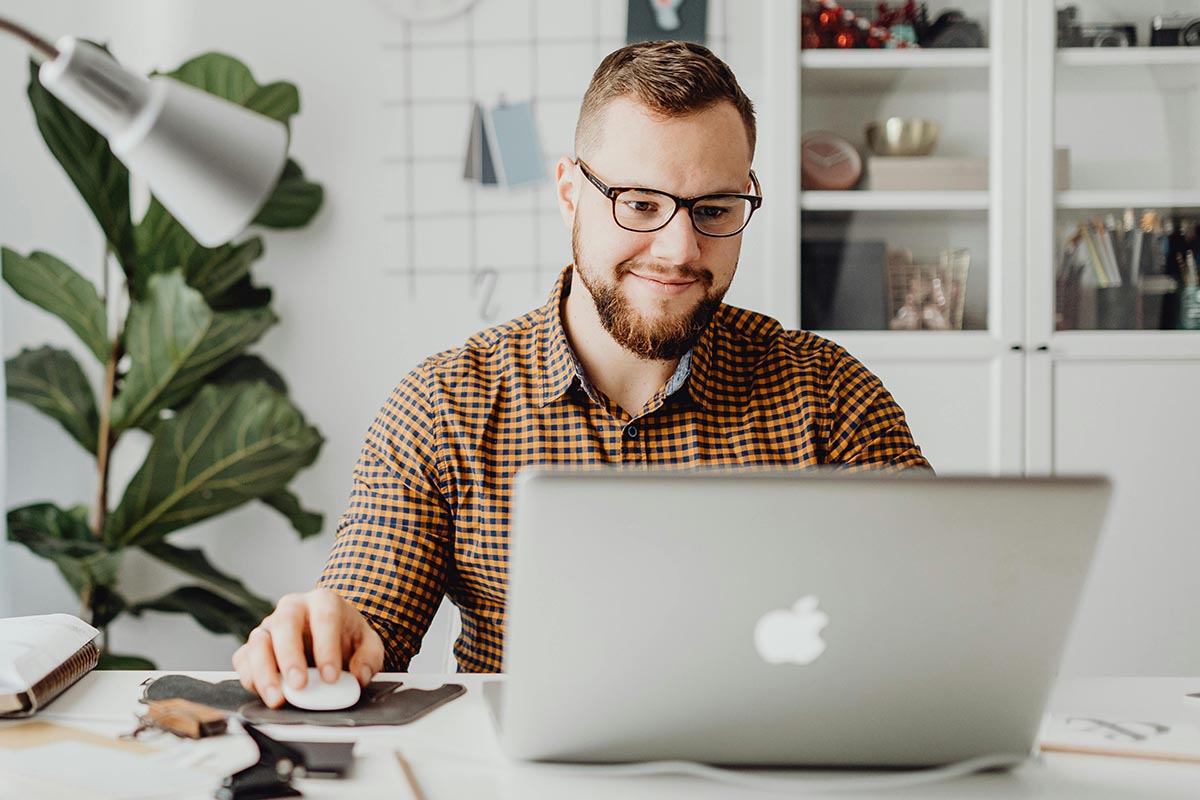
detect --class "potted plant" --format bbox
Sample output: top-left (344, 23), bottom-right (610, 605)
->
top-left (3, 48), bottom-right (325, 668)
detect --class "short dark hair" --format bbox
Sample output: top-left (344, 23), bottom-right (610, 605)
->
top-left (574, 40), bottom-right (756, 159)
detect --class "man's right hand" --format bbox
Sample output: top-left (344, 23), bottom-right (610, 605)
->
top-left (232, 588), bottom-right (385, 708)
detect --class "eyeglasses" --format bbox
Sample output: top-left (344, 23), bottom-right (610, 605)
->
top-left (576, 158), bottom-right (763, 238)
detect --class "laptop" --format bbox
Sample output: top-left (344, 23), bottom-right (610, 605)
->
top-left (486, 468), bottom-right (1111, 767)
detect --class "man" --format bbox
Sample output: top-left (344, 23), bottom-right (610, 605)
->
top-left (234, 40), bottom-right (929, 707)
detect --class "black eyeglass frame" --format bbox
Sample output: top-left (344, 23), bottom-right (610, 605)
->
top-left (575, 158), bottom-right (763, 238)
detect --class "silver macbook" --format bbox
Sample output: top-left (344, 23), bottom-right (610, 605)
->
top-left (488, 468), bottom-right (1111, 767)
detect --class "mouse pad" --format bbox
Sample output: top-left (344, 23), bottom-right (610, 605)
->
top-left (141, 675), bottom-right (465, 727)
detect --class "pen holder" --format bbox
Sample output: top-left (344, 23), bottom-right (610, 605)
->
top-left (1177, 287), bottom-right (1200, 330)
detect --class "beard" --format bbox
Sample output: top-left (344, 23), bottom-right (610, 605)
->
top-left (571, 216), bottom-right (730, 361)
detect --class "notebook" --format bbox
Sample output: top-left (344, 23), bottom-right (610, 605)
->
top-left (0, 614), bottom-right (100, 717)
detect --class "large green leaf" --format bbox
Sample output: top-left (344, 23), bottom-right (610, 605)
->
top-left (6, 347), bottom-right (100, 454)
top-left (261, 490), bottom-right (323, 539)
top-left (133, 197), bottom-right (265, 301)
top-left (98, 653), bottom-right (156, 670)
top-left (26, 56), bottom-right (135, 271)
top-left (164, 53), bottom-right (300, 124)
top-left (1, 248), bottom-right (109, 362)
top-left (209, 276), bottom-right (273, 311)
top-left (88, 585), bottom-right (128, 629)
top-left (142, 541), bottom-right (273, 619)
top-left (208, 354), bottom-right (288, 393)
top-left (7, 503), bottom-right (120, 595)
top-left (130, 585), bottom-right (265, 639)
top-left (106, 381), bottom-right (323, 547)
top-left (253, 160), bottom-right (323, 229)
top-left (185, 237), bottom-right (265, 301)
top-left (109, 271), bottom-right (275, 431)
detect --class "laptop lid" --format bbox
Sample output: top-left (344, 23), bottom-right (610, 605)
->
top-left (497, 469), bottom-right (1111, 767)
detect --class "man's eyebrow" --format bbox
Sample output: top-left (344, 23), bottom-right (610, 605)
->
top-left (614, 178), bottom-right (750, 195)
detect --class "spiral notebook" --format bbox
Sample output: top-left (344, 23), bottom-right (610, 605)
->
top-left (0, 614), bottom-right (100, 717)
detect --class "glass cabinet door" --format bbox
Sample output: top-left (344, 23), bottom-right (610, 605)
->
top-left (797, 0), bottom-right (994, 333)
top-left (1050, 1), bottom-right (1200, 332)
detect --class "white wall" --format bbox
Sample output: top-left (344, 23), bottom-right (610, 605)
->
top-left (1, 0), bottom-right (763, 669)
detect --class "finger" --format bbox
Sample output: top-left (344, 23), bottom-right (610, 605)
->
top-left (308, 590), bottom-right (346, 683)
top-left (244, 630), bottom-right (285, 708)
top-left (232, 642), bottom-right (257, 693)
top-left (268, 595), bottom-right (313, 691)
top-left (347, 623), bottom-right (385, 688)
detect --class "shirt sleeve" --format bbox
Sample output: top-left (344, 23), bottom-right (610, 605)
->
top-left (822, 343), bottom-right (932, 471)
top-left (316, 362), bottom-right (453, 670)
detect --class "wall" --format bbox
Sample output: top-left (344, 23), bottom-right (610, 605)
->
top-left (1, 0), bottom-right (763, 669)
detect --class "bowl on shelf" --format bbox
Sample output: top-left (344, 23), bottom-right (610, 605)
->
top-left (865, 118), bottom-right (941, 157)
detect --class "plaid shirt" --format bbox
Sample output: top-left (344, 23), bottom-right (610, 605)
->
top-left (318, 266), bottom-right (929, 672)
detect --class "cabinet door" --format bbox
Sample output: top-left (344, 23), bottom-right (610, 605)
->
top-left (1025, 0), bottom-right (1200, 675)
top-left (1028, 0), bottom-right (1200, 340)
top-left (752, 1), bottom-right (1025, 474)
top-left (1043, 360), bottom-right (1200, 676)
top-left (868, 350), bottom-right (1024, 473)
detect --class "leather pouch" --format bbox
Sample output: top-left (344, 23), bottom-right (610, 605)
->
top-left (141, 674), bottom-right (464, 727)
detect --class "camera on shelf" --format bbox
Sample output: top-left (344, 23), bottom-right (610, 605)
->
top-left (1150, 13), bottom-right (1200, 46)
top-left (1056, 5), bottom-right (1138, 47)
top-left (924, 10), bottom-right (985, 48)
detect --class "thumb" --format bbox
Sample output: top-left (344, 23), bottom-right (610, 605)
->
top-left (346, 620), bottom-right (385, 686)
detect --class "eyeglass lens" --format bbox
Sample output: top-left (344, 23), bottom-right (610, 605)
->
top-left (614, 189), bottom-right (753, 235)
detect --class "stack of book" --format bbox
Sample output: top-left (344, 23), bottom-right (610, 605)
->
top-left (0, 614), bottom-right (100, 717)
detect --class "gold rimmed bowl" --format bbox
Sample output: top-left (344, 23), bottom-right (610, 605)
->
top-left (865, 118), bottom-right (941, 156)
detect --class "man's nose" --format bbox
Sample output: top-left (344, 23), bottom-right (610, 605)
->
top-left (648, 206), bottom-right (702, 265)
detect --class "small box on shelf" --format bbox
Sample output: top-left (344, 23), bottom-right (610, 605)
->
top-left (868, 156), bottom-right (987, 191)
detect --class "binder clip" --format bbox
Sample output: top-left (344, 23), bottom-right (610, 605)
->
top-left (216, 723), bottom-right (305, 800)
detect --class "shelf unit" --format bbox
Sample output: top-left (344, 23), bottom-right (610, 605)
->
top-left (757, 0), bottom-right (1200, 676)
top-left (1057, 190), bottom-right (1200, 209)
top-left (799, 191), bottom-right (990, 211)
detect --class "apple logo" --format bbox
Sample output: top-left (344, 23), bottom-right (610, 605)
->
top-left (753, 595), bottom-right (829, 666)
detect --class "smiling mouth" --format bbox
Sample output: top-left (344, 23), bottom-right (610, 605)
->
top-left (630, 271), bottom-right (698, 287)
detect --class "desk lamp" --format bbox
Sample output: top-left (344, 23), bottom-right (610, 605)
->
top-left (0, 15), bottom-right (288, 246)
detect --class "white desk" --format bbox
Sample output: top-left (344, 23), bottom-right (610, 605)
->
top-left (2, 672), bottom-right (1199, 799)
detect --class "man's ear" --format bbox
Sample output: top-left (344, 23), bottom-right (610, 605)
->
top-left (555, 157), bottom-right (580, 229)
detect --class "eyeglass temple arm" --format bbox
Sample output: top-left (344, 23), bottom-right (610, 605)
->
top-left (0, 15), bottom-right (59, 60)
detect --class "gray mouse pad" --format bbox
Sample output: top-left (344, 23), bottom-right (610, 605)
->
top-left (141, 675), bottom-right (465, 727)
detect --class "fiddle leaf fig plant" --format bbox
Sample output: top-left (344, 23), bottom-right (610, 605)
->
top-left (4, 49), bottom-right (325, 668)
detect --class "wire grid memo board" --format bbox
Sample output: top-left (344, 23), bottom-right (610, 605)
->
top-left (376, 0), bottom-right (730, 325)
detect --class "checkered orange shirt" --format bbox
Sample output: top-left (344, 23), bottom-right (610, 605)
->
top-left (318, 266), bottom-right (930, 672)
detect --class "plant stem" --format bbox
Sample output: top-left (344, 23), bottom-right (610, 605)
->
top-left (91, 247), bottom-right (121, 542)
top-left (92, 340), bottom-right (119, 540)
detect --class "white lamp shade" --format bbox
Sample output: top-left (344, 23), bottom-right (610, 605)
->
top-left (39, 38), bottom-right (289, 247)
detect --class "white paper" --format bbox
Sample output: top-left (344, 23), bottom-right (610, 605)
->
top-left (0, 614), bottom-right (99, 692)
top-left (1040, 714), bottom-right (1200, 760)
top-left (0, 742), bottom-right (217, 800)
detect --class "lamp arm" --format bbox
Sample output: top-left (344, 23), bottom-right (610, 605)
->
top-left (0, 15), bottom-right (59, 60)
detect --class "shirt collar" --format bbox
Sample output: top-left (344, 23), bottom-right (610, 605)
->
top-left (536, 265), bottom-right (725, 410)
top-left (537, 266), bottom-right (581, 406)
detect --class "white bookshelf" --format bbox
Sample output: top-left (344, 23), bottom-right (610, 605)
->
top-left (800, 48), bottom-right (991, 70)
top-left (758, 0), bottom-right (1200, 676)
top-left (800, 190), bottom-right (990, 211)
top-left (1057, 190), bottom-right (1200, 209)
top-left (1057, 47), bottom-right (1200, 67)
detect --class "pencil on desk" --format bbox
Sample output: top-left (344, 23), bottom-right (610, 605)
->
top-left (394, 749), bottom-right (427, 800)
top-left (1040, 742), bottom-right (1200, 765)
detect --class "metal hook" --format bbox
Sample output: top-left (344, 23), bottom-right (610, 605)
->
top-left (474, 267), bottom-right (500, 322)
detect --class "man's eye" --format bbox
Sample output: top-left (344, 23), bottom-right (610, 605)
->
top-left (696, 205), bottom-right (729, 220)
top-left (623, 200), bottom-right (658, 214)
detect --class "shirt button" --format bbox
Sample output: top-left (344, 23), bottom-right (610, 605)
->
top-left (624, 424), bottom-right (638, 439)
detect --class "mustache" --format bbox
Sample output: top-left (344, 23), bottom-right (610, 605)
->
top-left (617, 262), bottom-right (714, 285)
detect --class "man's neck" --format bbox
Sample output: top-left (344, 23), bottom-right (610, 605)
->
top-left (561, 272), bottom-right (680, 416)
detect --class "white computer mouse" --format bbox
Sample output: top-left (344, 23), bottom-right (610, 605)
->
top-left (281, 667), bottom-right (362, 711)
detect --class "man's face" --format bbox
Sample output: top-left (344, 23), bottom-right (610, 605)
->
top-left (559, 98), bottom-right (754, 361)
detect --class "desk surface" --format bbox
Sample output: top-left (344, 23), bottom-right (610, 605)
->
top-left (2, 672), bottom-right (1199, 799)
